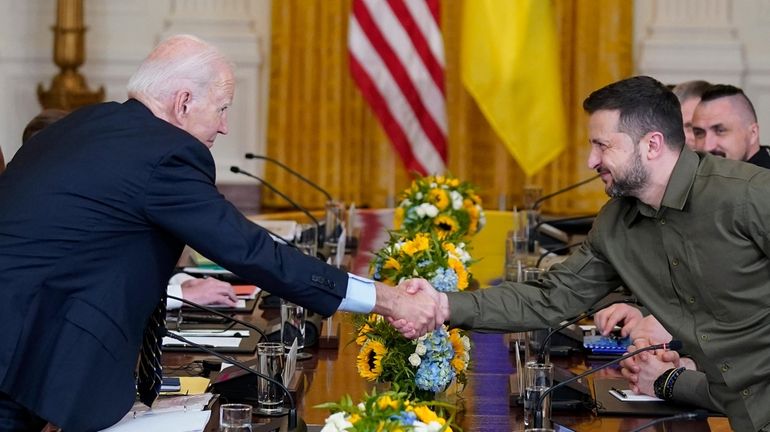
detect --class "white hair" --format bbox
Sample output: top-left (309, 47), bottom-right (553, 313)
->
top-left (127, 34), bottom-right (233, 103)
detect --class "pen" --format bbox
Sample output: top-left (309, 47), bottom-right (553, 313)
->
top-left (612, 387), bottom-right (627, 398)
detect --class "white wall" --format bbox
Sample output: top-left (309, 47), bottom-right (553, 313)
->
top-left (0, 0), bottom-right (272, 183)
top-left (635, 0), bottom-right (770, 142)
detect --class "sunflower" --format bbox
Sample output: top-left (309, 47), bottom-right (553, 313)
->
top-left (433, 215), bottom-right (459, 240)
top-left (448, 258), bottom-right (469, 290)
top-left (427, 188), bottom-right (450, 210)
top-left (357, 340), bottom-right (388, 381)
top-left (356, 323), bottom-right (373, 346)
top-left (448, 329), bottom-right (468, 373)
top-left (401, 233), bottom-right (430, 256)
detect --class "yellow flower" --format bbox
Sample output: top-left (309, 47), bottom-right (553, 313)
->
top-left (428, 188), bottom-right (450, 210)
top-left (394, 207), bottom-right (404, 229)
top-left (401, 233), bottom-right (429, 256)
top-left (357, 340), bottom-right (387, 381)
top-left (448, 258), bottom-right (469, 290)
top-left (384, 257), bottom-right (401, 271)
top-left (448, 178), bottom-right (460, 187)
top-left (356, 323), bottom-right (372, 346)
top-left (376, 395), bottom-right (399, 410)
top-left (449, 329), bottom-right (468, 373)
top-left (433, 215), bottom-right (458, 240)
top-left (442, 242), bottom-right (456, 254)
top-left (413, 406), bottom-right (439, 423)
top-left (434, 175), bottom-right (445, 185)
top-left (348, 413), bottom-right (361, 424)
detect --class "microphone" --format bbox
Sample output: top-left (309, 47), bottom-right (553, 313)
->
top-left (167, 294), bottom-right (267, 342)
top-left (530, 174), bottom-right (601, 210)
top-left (161, 329), bottom-right (304, 431)
top-left (230, 166), bottom-right (322, 243)
top-left (245, 153), bottom-right (333, 202)
top-left (628, 410), bottom-right (709, 432)
top-left (533, 341), bottom-right (683, 428)
top-left (536, 297), bottom-right (639, 363)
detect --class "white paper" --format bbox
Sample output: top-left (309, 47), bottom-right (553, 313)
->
top-left (101, 409), bottom-right (210, 432)
top-left (283, 339), bottom-right (298, 385)
top-left (207, 299), bottom-right (246, 309)
top-left (163, 336), bottom-right (242, 348)
top-left (170, 329), bottom-right (249, 338)
top-left (609, 389), bottom-right (664, 402)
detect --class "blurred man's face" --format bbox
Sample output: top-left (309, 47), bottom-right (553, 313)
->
top-left (586, 110), bottom-right (649, 198)
top-left (692, 96), bottom-right (758, 161)
top-left (680, 97), bottom-right (700, 149)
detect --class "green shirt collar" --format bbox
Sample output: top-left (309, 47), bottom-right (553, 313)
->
top-left (626, 148), bottom-right (697, 226)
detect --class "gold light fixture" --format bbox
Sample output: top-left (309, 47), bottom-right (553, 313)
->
top-left (37, 0), bottom-right (104, 110)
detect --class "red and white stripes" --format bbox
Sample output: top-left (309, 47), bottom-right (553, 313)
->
top-left (348, 0), bottom-right (447, 175)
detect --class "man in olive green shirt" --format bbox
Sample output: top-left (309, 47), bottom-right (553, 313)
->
top-left (396, 76), bottom-right (770, 431)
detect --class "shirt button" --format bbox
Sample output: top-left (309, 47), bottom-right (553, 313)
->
top-left (721, 364), bottom-right (730, 372)
top-left (701, 334), bottom-right (708, 341)
top-left (660, 218), bottom-right (666, 225)
top-left (742, 389), bottom-right (751, 396)
top-left (688, 297), bottom-right (695, 304)
top-left (672, 258), bottom-right (680, 266)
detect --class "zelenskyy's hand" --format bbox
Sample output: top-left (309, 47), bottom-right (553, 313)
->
top-left (398, 278), bottom-right (446, 331)
top-left (594, 303), bottom-right (643, 336)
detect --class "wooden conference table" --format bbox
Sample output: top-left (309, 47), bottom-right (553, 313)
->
top-left (163, 209), bottom-right (732, 431)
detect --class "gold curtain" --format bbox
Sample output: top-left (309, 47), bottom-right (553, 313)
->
top-left (266, 0), bottom-right (632, 215)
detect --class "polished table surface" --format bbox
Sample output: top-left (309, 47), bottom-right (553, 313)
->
top-left (164, 209), bottom-right (733, 431)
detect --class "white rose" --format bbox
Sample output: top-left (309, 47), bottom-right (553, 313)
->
top-left (357, 402), bottom-right (365, 411)
top-left (415, 343), bottom-right (427, 356)
top-left (462, 336), bottom-right (471, 350)
top-left (450, 190), bottom-right (463, 210)
top-left (320, 412), bottom-right (352, 432)
top-left (422, 203), bottom-right (439, 218)
top-left (415, 192), bottom-right (423, 200)
top-left (408, 353), bottom-right (422, 367)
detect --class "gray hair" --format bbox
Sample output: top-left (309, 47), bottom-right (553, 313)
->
top-left (127, 34), bottom-right (232, 103)
top-left (672, 80), bottom-right (711, 104)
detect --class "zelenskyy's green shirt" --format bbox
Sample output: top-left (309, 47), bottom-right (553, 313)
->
top-left (448, 149), bottom-right (770, 431)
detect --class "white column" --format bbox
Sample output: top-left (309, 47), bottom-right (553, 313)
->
top-left (635, 0), bottom-right (745, 85)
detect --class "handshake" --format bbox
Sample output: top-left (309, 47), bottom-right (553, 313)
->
top-left (373, 278), bottom-right (450, 339)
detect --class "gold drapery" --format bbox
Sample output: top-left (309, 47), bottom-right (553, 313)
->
top-left (266, 0), bottom-right (632, 214)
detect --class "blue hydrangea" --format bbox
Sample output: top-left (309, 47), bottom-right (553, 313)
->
top-left (417, 259), bottom-right (431, 268)
top-left (415, 359), bottom-right (455, 392)
top-left (429, 267), bottom-right (458, 293)
top-left (390, 411), bottom-right (417, 425)
top-left (421, 328), bottom-right (454, 360)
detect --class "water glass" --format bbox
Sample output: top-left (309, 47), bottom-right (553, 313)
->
top-left (523, 361), bottom-right (553, 428)
top-left (256, 342), bottom-right (285, 414)
top-left (220, 403), bottom-right (252, 432)
top-left (280, 299), bottom-right (306, 351)
top-left (295, 223), bottom-right (317, 257)
top-left (324, 200), bottom-right (345, 245)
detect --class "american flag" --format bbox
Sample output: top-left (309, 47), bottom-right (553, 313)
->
top-left (348, 0), bottom-right (447, 175)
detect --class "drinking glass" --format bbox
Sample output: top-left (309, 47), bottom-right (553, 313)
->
top-left (220, 403), bottom-right (252, 432)
top-left (256, 342), bottom-right (285, 414)
top-left (324, 200), bottom-right (344, 245)
top-left (294, 223), bottom-right (317, 257)
top-left (280, 299), bottom-right (306, 351)
top-left (523, 361), bottom-right (553, 428)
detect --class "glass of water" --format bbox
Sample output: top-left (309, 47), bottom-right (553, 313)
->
top-left (523, 361), bottom-right (553, 428)
top-left (256, 342), bottom-right (285, 415)
top-left (220, 403), bottom-right (251, 432)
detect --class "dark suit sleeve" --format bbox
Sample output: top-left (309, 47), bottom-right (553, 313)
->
top-left (142, 140), bottom-right (348, 316)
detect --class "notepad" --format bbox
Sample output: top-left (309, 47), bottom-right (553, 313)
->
top-left (234, 285), bottom-right (259, 299)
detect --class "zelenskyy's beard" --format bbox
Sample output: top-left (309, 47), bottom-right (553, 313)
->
top-left (606, 151), bottom-right (649, 198)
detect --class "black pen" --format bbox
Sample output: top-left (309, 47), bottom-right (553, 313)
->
top-left (612, 387), bottom-right (627, 398)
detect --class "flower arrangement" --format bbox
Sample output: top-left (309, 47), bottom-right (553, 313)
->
top-left (370, 231), bottom-right (473, 292)
top-left (354, 313), bottom-right (470, 400)
top-left (394, 175), bottom-right (485, 240)
top-left (316, 389), bottom-right (459, 432)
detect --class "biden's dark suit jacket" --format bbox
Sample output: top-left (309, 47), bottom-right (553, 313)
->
top-left (0, 99), bottom-right (348, 431)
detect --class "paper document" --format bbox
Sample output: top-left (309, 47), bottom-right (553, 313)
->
top-left (163, 336), bottom-right (242, 348)
top-left (207, 299), bottom-right (246, 309)
top-left (609, 388), bottom-right (664, 402)
top-left (102, 393), bottom-right (214, 431)
top-left (171, 329), bottom-right (250, 338)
